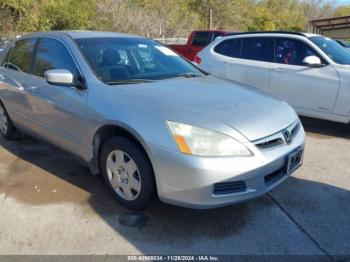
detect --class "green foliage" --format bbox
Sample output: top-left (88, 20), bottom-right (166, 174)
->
top-left (247, 0), bottom-right (306, 32)
top-left (1, 0), bottom-right (94, 34)
top-left (39, 0), bottom-right (94, 30)
top-left (333, 5), bottom-right (350, 17)
top-left (0, 0), bottom-right (349, 38)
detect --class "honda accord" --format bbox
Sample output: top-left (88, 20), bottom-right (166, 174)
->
top-left (0, 31), bottom-right (305, 209)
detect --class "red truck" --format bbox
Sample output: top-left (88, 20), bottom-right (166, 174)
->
top-left (167, 30), bottom-right (229, 61)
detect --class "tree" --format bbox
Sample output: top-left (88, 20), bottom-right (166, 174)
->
top-left (300, 0), bottom-right (335, 20)
top-left (333, 5), bottom-right (350, 17)
top-left (0, 0), bottom-right (38, 34)
top-left (189, 0), bottom-right (252, 31)
top-left (135, 0), bottom-right (201, 37)
top-left (0, 5), bottom-right (16, 37)
top-left (1, 0), bottom-right (347, 38)
top-left (248, 0), bottom-right (306, 31)
top-left (32, 0), bottom-right (93, 31)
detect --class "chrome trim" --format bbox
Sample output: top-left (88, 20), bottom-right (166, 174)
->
top-left (254, 120), bottom-right (300, 149)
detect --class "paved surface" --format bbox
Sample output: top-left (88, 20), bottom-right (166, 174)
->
top-left (0, 117), bottom-right (349, 257)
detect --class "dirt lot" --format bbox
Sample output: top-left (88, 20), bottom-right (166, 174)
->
top-left (0, 117), bottom-right (349, 258)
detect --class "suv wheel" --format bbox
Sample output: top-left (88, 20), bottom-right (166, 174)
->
top-left (100, 136), bottom-right (155, 210)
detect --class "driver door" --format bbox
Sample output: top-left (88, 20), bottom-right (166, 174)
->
top-left (268, 37), bottom-right (339, 113)
top-left (28, 37), bottom-right (88, 155)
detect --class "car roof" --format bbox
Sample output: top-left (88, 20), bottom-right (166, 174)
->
top-left (193, 30), bottom-right (228, 33)
top-left (303, 33), bottom-right (320, 38)
top-left (18, 30), bottom-right (144, 40)
top-left (227, 31), bottom-right (321, 38)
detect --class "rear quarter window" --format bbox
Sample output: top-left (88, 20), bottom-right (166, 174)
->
top-left (214, 38), bottom-right (241, 58)
top-left (0, 46), bottom-right (12, 67)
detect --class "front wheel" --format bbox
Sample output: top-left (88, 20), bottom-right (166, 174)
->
top-left (0, 102), bottom-right (16, 140)
top-left (100, 136), bottom-right (155, 210)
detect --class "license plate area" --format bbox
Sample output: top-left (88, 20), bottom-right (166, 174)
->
top-left (286, 147), bottom-right (304, 175)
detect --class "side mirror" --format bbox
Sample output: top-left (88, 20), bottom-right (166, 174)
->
top-left (44, 69), bottom-right (74, 86)
top-left (302, 56), bottom-right (323, 68)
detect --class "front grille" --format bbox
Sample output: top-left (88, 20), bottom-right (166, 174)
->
top-left (255, 121), bottom-right (300, 149)
top-left (256, 138), bottom-right (283, 149)
top-left (264, 168), bottom-right (285, 186)
top-left (291, 122), bottom-right (300, 138)
top-left (213, 181), bottom-right (247, 195)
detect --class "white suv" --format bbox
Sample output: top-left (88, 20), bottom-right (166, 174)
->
top-left (197, 32), bottom-right (350, 123)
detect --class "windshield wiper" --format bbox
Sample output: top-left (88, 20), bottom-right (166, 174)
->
top-left (173, 73), bottom-right (204, 78)
top-left (105, 79), bottom-right (156, 85)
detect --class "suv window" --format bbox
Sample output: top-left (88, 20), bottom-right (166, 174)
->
top-left (241, 37), bottom-right (272, 62)
top-left (34, 38), bottom-right (78, 77)
top-left (8, 38), bottom-right (36, 73)
top-left (214, 38), bottom-right (241, 58)
top-left (192, 32), bottom-right (211, 46)
top-left (274, 38), bottom-right (322, 66)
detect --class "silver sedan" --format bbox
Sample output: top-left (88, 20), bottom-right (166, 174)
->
top-left (0, 31), bottom-right (305, 209)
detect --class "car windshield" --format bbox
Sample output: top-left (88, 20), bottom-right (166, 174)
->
top-left (309, 36), bottom-right (350, 65)
top-left (75, 37), bottom-right (204, 84)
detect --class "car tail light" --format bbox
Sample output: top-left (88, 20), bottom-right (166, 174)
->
top-left (194, 55), bottom-right (202, 65)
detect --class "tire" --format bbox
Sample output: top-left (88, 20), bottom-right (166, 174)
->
top-left (0, 101), bottom-right (16, 140)
top-left (100, 136), bottom-right (155, 210)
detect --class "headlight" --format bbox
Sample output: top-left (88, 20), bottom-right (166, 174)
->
top-left (167, 121), bottom-right (252, 156)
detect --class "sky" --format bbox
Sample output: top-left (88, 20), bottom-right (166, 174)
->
top-left (335, 0), bottom-right (350, 5)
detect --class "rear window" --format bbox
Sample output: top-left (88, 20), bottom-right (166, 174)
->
top-left (241, 37), bottom-right (272, 62)
top-left (8, 38), bottom-right (36, 73)
top-left (192, 32), bottom-right (211, 46)
top-left (214, 38), bottom-right (241, 58)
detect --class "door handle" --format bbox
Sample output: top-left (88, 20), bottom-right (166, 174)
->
top-left (224, 60), bottom-right (236, 64)
top-left (271, 68), bottom-right (283, 72)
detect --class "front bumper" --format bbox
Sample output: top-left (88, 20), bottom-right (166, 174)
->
top-left (150, 122), bottom-right (305, 209)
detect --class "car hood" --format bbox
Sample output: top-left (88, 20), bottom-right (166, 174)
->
top-left (123, 76), bottom-right (297, 141)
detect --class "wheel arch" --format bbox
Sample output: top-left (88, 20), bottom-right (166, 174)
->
top-left (0, 96), bottom-right (11, 116)
top-left (0, 96), bottom-right (6, 108)
top-left (90, 123), bottom-right (155, 178)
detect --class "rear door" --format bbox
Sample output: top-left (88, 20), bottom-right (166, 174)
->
top-left (236, 37), bottom-right (273, 90)
top-left (269, 37), bottom-right (339, 113)
top-left (0, 38), bottom-right (38, 128)
top-left (28, 37), bottom-right (88, 153)
top-left (214, 36), bottom-right (272, 90)
top-left (206, 37), bottom-right (241, 79)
